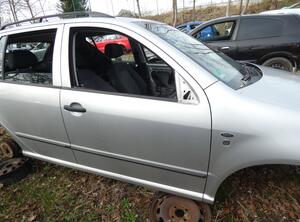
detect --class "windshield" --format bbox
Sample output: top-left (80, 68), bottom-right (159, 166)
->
top-left (135, 22), bottom-right (245, 89)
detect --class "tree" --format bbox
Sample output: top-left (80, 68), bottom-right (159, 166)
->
top-left (270, 0), bottom-right (278, 10)
top-left (24, 0), bottom-right (34, 18)
top-left (241, 0), bottom-right (249, 14)
top-left (172, 0), bottom-right (177, 27)
top-left (226, 0), bottom-right (231, 16)
top-left (239, 0), bottom-right (243, 15)
top-left (57, 0), bottom-right (89, 13)
top-left (136, 0), bottom-right (141, 18)
top-left (7, 0), bottom-right (18, 22)
top-left (192, 0), bottom-right (196, 21)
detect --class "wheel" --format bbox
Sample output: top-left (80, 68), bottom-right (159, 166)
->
top-left (262, 57), bottom-right (294, 72)
top-left (0, 139), bottom-right (22, 160)
top-left (149, 193), bottom-right (212, 222)
top-left (0, 158), bottom-right (32, 186)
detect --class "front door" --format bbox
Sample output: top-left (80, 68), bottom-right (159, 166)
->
top-left (60, 24), bottom-right (212, 195)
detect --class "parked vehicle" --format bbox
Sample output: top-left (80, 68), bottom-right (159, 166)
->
top-left (176, 21), bottom-right (203, 33)
top-left (260, 2), bottom-right (300, 15)
top-left (94, 34), bottom-right (131, 53)
top-left (190, 14), bottom-right (300, 72)
top-left (0, 12), bottom-right (300, 222)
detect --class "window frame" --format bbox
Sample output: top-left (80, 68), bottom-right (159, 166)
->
top-left (0, 24), bottom-right (64, 88)
top-left (199, 21), bottom-right (236, 42)
top-left (63, 23), bottom-right (200, 104)
top-left (0, 36), bottom-right (8, 81)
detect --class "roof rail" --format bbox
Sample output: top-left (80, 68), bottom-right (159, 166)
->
top-left (1, 11), bottom-right (114, 30)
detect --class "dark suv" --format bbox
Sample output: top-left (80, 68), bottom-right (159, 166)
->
top-left (190, 14), bottom-right (300, 72)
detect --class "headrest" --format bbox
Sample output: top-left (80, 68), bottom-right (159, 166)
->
top-left (105, 44), bottom-right (124, 59)
top-left (7, 50), bottom-right (37, 70)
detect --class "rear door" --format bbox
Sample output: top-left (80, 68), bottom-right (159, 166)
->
top-left (235, 17), bottom-right (284, 63)
top-left (193, 20), bottom-right (238, 59)
top-left (0, 26), bottom-right (74, 162)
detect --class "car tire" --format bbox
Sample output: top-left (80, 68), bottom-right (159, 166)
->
top-left (0, 138), bottom-right (22, 160)
top-left (0, 158), bottom-right (32, 186)
top-left (262, 57), bottom-right (294, 72)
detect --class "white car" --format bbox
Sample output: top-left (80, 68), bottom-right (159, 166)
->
top-left (260, 2), bottom-right (300, 15)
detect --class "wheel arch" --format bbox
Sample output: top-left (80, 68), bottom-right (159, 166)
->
top-left (0, 120), bottom-right (28, 153)
top-left (258, 51), bottom-right (297, 69)
top-left (204, 160), bottom-right (300, 204)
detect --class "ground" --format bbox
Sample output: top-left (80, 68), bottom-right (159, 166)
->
top-left (0, 160), bottom-right (299, 222)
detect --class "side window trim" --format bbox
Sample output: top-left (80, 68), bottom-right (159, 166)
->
top-left (0, 35), bottom-right (8, 81)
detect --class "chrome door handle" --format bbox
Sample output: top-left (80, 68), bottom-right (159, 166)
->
top-left (220, 46), bottom-right (230, 50)
top-left (64, 102), bottom-right (86, 113)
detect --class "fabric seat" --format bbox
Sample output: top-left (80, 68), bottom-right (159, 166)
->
top-left (6, 50), bottom-right (37, 71)
top-left (105, 44), bottom-right (147, 95)
top-left (77, 69), bottom-right (117, 92)
top-left (75, 37), bottom-right (116, 92)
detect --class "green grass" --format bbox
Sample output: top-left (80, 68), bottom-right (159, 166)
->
top-left (0, 160), bottom-right (299, 222)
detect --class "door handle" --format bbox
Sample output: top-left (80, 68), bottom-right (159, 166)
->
top-left (64, 102), bottom-right (86, 113)
top-left (220, 46), bottom-right (230, 51)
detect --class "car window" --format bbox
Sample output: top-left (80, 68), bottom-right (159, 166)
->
top-left (0, 36), bottom-right (7, 80)
top-left (3, 29), bottom-right (56, 86)
top-left (237, 18), bottom-right (283, 40)
top-left (90, 34), bottom-right (134, 63)
top-left (196, 21), bottom-right (235, 41)
top-left (142, 47), bottom-right (164, 64)
top-left (135, 22), bottom-right (244, 89)
top-left (70, 28), bottom-right (178, 100)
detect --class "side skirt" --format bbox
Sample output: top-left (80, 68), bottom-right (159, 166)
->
top-left (23, 150), bottom-right (214, 204)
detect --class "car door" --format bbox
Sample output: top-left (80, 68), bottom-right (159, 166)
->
top-left (0, 26), bottom-right (75, 162)
top-left (59, 23), bottom-right (212, 195)
top-left (193, 20), bottom-right (239, 59)
top-left (235, 17), bottom-right (284, 63)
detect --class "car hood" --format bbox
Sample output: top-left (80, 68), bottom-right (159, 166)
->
top-left (238, 66), bottom-right (300, 112)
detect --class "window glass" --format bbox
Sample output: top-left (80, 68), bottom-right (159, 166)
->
top-left (135, 22), bottom-right (244, 89)
top-left (3, 30), bottom-right (56, 85)
top-left (71, 28), bottom-right (177, 100)
top-left (196, 21), bottom-right (235, 41)
top-left (91, 34), bottom-right (134, 63)
top-left (142, 47), bottom-right (164, 64)
top-left (0, 36), bottom-right (7, 79)
top-left (237, 18), bottom-right (283, 40)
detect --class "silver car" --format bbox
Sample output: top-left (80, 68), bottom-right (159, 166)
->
top-left (0, 12), bottom-right (299, 221)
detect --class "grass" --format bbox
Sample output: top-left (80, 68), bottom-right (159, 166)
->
top-left (0, 160), bottom-right (299, 222)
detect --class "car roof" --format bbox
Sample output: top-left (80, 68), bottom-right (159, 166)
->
top-left (0, 11), bottom-right (164, 35)
top-left (204, 13), bottom-right (297, 23)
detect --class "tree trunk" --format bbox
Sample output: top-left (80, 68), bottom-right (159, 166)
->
top-left (181, 0), bottom-right (184, 23)
top-left (192, 0), bottom-right (196, 21)
top-left (172, 0), bottom-right (177, 27)
top-left (239, 0), bottom-right (243, 15)
top-left (136, 0), bottom-right (142, 18)
top-left (270, 0), bottom-right (278, 10)
top-left (38, 0), bottom-right (46, 16)
top-left (242, 0), bottom-right (249, 14)
top-left (24, 0), bottom-right (34, 18)
top-left (7, 0), bottom-right (18, 22)
top-left (226, 0), bottom-right (231, 17)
